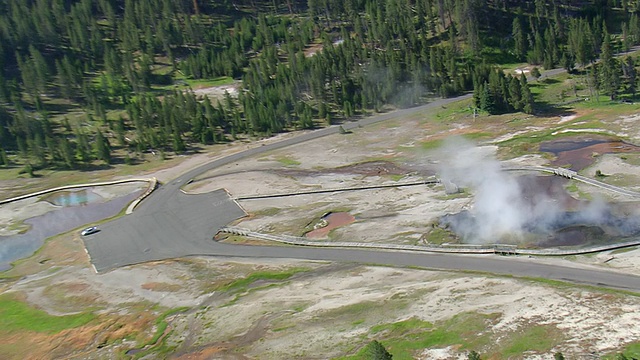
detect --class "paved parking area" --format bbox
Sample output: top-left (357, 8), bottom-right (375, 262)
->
top-left (82, 189), bottom-right (246, 272)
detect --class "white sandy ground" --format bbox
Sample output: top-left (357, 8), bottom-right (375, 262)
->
top-left (191, 83), bottom-right (240, 101)
top-left (5, 254), bottom-right (640, 358)
top-left (551, 127), bottom-right (621, 136)
top-left (10, 262), bottom-right (214, 314)
top-left (163, 264), bottom-right (640, 358)
top-left (3, 110), bottom-right (640, 358)
top-left (491, 127), bottom-right (545, 144)
top-left (616, 113), bottom-right (640, 139)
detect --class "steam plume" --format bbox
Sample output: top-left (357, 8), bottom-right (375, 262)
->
top-left (435, 137), bottom-right (616, 244)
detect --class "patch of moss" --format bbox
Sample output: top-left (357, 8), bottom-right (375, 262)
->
top-left (251, 207), bottom-right (282, 216)
top-left (274, 156), bottom-right (301, 166)
top-left (0, 293), bottom-right (95, 334)
top-left (337, 312), bottom-right (497, 360)
top-left (500, 325), bottom-right (562, 357)
top-left (215, 267), bottom-right (310, 293)
top-left (422, 227), bottom-right (459, 245)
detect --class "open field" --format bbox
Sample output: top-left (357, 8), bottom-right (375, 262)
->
top-left (2, 77), bottom-right (640, 358)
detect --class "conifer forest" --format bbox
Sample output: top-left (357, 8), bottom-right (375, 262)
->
top-left (1, 0), bottom-right (640, 171)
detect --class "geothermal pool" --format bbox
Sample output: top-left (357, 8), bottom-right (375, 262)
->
top-left (540, 136), bottom-right (640, 171)
top-left (0, 188), bottom-right (143, 271)
top-left (439, 175), bottom-right (640, 248)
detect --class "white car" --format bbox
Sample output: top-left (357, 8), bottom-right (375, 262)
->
top-left (81, 226), bottom-right (99, 236)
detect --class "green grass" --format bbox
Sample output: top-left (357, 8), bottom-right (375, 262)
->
top-left (275, 156), bottom-right (301, 166)
top-left (222, 283), bottom-right (281, 307)
top-left (321, 301), bottom-right (381, 321)
top-left (422, 227), bottom-right (459, 245)
top-left (251, 207), bottom-right (283, 216)
top-left (216, 267), bottom-right (309, 293)
top-left (501, 325), bottom-right (561, 357)
top-left (152, 75), bottom-right (235, 91)
top-left (130, 306), bottom-right (190, 359)
top-left (432, 98), bottom-right (474, 122)
top-left (520, 276), bottom-right (640, 297)
top-left (420, 132), bottom-right (493, 152)
top-left (602, 342), bottom-right (640, 359)
top-left (623, 342), bottom-right (640, 358)
top-left (0, 166), bottom-right (27, 181)
top-left (340, 340), bottom-right (395, 360)
top-left (3, 220), bottom-right (31, 234)
top-left (370, 317), bottom-right (433, 336)
top-left (421, 138), bottom-right (446, 151)
top-left (148, 307), bottom-right (188, 345)
top-left (497, 128), bottom-right (556, 146)
top-left (619, 154), bottom-right (640, 166)
top-left (610, 246), bottom-right (639, 255)
top-left (180, 75), bottom-right (234, 87)
top-left (528, 72), bottom-right (575, 102)
top-left (597, 173), bottom-right (640, 188)
top-left (434, 189), bottom-right (470, 201)
top-left (564, 181), bottom-right (593, 200)
top-left (462, 132), bottom-right (494, 141)
top-left (384, 328), bottom-right (461, 360)
top-left (337, 312), bottom-right (496, 360)
top-left (496, 128), bottom-right (563, 158)
top-left (0, 293), bottom-right (95, 334)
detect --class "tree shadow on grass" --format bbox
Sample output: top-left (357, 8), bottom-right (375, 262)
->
top-left (76, 162), bottom-right (113, 172)
top-left (540, 78), bottom-right (561, 85)
top-left (42, 101), bottom-right (82, 115)
top-left (534, 101), bottom-right (577, 118)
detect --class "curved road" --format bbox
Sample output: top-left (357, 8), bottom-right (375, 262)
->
top-left (83, 94), bottom-right (640, 292)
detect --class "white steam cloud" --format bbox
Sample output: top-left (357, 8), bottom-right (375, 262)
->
top-left (436, 137), bottom-right (610, 244)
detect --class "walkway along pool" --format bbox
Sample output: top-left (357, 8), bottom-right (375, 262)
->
top-left (540, 136), bottom-right (640, 171)
top-left (0, 188), bottom-right (143, 271)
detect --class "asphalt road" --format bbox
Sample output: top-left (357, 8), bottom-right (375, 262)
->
top-left (83, 189), bottom-right (246, 272)
top-left (81, 92), bottom-right (640, 292)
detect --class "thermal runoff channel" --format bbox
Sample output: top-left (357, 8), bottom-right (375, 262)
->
top-left (436, 138), bottom-right (640, 247)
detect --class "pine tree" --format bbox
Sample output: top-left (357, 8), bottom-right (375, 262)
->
top-left (512, 17), bottom-right (526, 61)
top-left (16, 54), bottom-right (38, 97)
top-left (29, 45), bottom-right (49, 95)
top-left (468, 350), bottom-right (481, 360)
top-left (520, 74), bottom-right (534, 114)
top-left (600, 29), bottom-right (621, 100)
top-left (94, 130), bottom-right (111, 164)
top-left (568, 18), bottom-right (595, 67)
top-left (543, 26), bottom-right (558, 70)
top-left (0, 147), bottom-right (8, 166)
top-left (59, 136), bottom-right (76, 169)
top-left (478, 82), bottom-right (495, 114)
top-left (363, 340), bottom-right (392, 360)
top-left (622, 56), bottom-right (637, 97)
top-left (0, 72), bottom-right (10, 103)
top-left (508, 75), bottom-right (523, 111)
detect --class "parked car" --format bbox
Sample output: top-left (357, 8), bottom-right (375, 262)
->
top-left (81, 226), bottom-right (99, 236)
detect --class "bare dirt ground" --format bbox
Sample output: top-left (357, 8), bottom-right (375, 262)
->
top-left (2, 101), bottom-right (640, 359)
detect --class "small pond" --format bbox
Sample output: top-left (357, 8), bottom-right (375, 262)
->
top-left (306, 212), bottom-right (356, 238)
top-left (0, 188), bottom-right (143, 271)
top-left (43, 189), bottom-right (103, 207)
